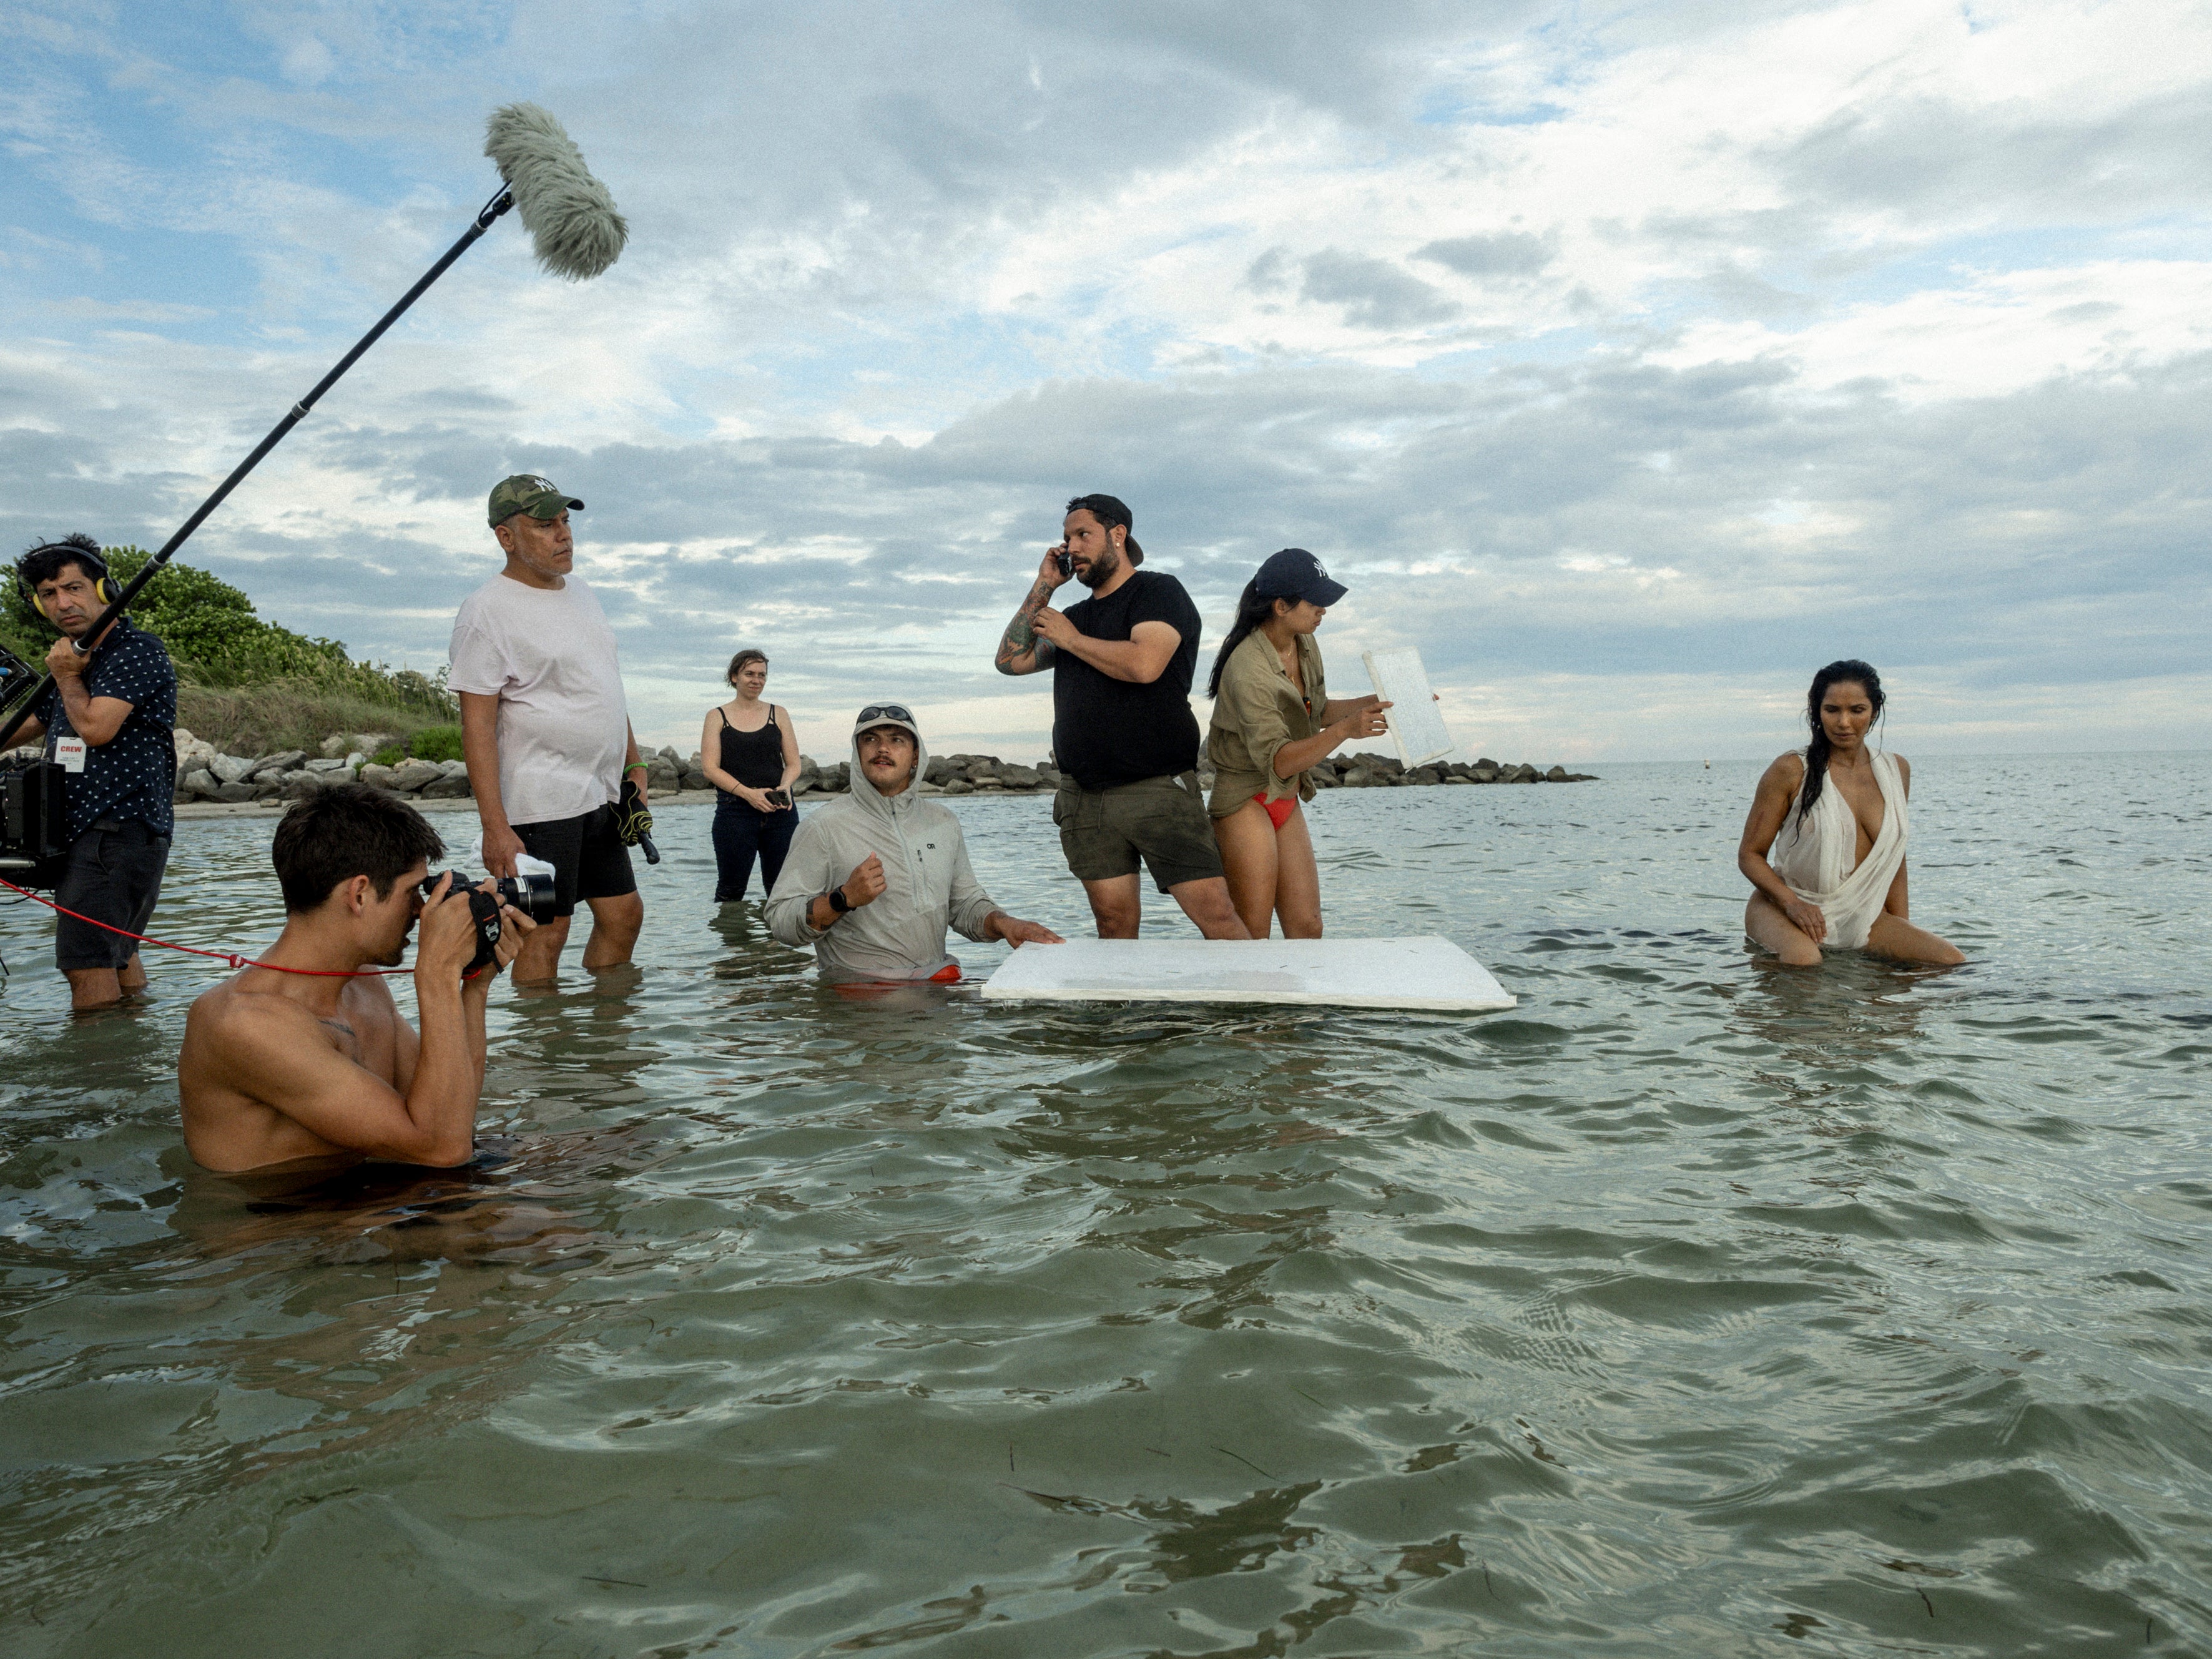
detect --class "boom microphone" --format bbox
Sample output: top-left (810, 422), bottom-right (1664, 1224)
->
top-left (0, 104), bottom-right (628, 754)
top-left (486, 103), bottom-right (629, 280)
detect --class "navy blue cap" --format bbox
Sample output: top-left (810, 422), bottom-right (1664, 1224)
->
top-left (1254, 548), bottom-right (1347, 607)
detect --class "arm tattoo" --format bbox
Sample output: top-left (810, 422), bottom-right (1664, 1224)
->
top-left (995, 580), bottom-right (1059, 672)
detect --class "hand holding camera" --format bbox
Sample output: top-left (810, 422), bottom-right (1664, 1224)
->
top-left (418, 867), bottom-right (558, 976)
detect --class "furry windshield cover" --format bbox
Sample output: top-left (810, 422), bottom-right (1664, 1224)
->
top-left (484, 102), bottom-right (629, 282)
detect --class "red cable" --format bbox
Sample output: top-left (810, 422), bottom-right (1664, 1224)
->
top-left (0, 872), bottom-right (401, 977)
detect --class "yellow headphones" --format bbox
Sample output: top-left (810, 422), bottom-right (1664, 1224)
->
top-left (16, 542), bottom-right (117, 623)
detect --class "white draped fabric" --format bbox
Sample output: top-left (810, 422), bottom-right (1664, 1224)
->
top-left (1767, 747), bottom-right (1907, 950)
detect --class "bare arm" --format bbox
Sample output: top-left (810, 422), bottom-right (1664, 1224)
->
top-left (460, 691), bottom-right (524, 880)
top-left (994, 549), bottom-right (1071, 676)
top-left (699, 709), bottom-right (744, 795)
top-left (1738, 754), bottom-right (1829, 942)
top-left (1882, 757), bottom-right (1913, 918)
top-left (1314, 694), bottom-right (1382, 727)
top-left (777, 707), bottom-right (802, 790)
top-left (623, 721), bottom-right (646, 789)
top-left (1035, 616), bottom-right (1181, 684)
top-left (8, 715), bottom-right (44, 749)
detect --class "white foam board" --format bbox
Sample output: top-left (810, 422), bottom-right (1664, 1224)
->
top-left (1362, 647), bottom-right (1454, 768)
top-left (981, 936), bottom-right (1515, 1013)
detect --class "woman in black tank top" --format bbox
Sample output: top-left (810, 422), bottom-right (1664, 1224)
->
top-left (700, 649), bottom-right (802, 902)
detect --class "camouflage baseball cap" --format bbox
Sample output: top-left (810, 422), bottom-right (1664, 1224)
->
top-left (487, 473), bottom-right (584, 526)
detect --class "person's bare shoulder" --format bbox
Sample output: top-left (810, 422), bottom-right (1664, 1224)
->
top-left (1759, 751), bottom-right (1807, 790)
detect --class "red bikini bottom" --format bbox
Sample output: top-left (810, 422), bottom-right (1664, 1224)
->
top-left (1254, 792), bottom-right (1296, 830)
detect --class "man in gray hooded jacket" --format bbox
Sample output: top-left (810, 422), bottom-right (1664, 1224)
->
top-left (766, 703), bottom-right (1063, 982)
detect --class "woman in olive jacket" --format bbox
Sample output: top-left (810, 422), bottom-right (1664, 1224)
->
top-left (1203, 549), bottom-right (1390, 938)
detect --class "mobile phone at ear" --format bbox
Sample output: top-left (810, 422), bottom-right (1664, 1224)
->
top-left (1054, 546), bottom-right (1073, 578)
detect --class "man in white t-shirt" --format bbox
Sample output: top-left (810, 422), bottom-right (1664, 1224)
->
top-left (449, 473), bottom-right (649, 982)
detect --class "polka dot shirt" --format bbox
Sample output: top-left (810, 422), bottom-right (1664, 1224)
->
top-left (31, 618), bottom-right (179, 840)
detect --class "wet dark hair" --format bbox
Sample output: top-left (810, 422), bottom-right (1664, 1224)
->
top-left (17, 533), bottom-right (107, 590)
top-left (272, 781), bottom-right (445, 913)
top-left (1206, 576), bottom-right (1290, 699)
top-left (727, 648), bottom-right (768, 685)
top-left (1797, 659), bottom-right (1885, 826)
top-left (1064, 493), bottom-right (1144, 565)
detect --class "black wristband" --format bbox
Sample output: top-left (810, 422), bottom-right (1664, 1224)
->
top-left (827, 887), bottom-right (852, 914)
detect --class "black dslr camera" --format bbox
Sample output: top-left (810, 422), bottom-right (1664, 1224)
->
top-left (0, 646), bottom-right (67, 889)
top-left (420, 869), bottom-right (558, 973)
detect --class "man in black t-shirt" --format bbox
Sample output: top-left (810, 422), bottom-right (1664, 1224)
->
top-left (11, 536), bottom-right (178, 1009)
top-left (995, 495), bottom-right (1250, 940)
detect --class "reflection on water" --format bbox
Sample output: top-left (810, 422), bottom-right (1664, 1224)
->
top-left (2, 757), bottom-right (2210, 1657)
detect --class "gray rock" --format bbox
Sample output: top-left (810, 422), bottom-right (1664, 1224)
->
top-left (924, 757), bottom-right (958, 785)
top-left (353, 732), bottom-right (396, 757)
top-left (1340, 767), bottom-right (1373, 788)
top-left (359, 763), bottom-right (400, 791)
top-left (941, 778), bottom-right (974, 795)
top-left (345, 751), bottom-right (366, 769)
top-left (304, 757), bottom-right (349, 774)
top-left (283, 773), bottom-right (325, 800)
top-left (212, 782), bottom-right (261, 804)
top-left (180, 767), bottom-right (219, 797)
top-left (210, 754), bottom-right (254, 784)
top-left (963, 759), bottom-right (1000, 783)
top-left (420, 772), bottom-right (473, 799)
top-left (389, 759), bottom-right (443, 792)
top-left (318, 733), bottom-right (351, 759)
top-left (1407, 767), bottom-right (1443, 786)
top-left (438, 759), bottom-right (468, 777)
top-left (1445, 774), bottom-right (1473, 785)
top-left (646, 756), bottom-right (681, 790)
top-left (1546, 766), bottom-right (1570, 782)
top-left (1475, 757), bottom-right (1498, 771)
top-left (1310, 770), bottom-right (1339, 789)
top-left (252, 750), bottom-right (307, 779)
top-left (1471, 767), bottom-right (1498, 784)
top-left (1000, 764), bottom-right (1041, 789)
top-left (1350, 751), bottom-right (1404, 777)
top-left (790, 777), bottom-right (814, 797)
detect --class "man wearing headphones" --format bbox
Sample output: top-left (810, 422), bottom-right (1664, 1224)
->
top-left (10, 534), bottom-right (179, 1010)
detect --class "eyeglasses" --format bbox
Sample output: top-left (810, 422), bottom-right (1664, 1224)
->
top-left (856, 704), bottom-right (914, 725)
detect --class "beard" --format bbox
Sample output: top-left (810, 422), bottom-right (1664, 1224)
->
top-left (1075, 546), bottom-right (1122, 589)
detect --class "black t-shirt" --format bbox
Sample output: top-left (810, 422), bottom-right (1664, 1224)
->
top-left (31, 618), bottom-right (178, 840)
top-left (1052, 570), bottom-right (1204, 791)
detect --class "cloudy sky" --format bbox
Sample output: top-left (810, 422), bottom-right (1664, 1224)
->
top-left (3, 0), bottom-right (2206, 764)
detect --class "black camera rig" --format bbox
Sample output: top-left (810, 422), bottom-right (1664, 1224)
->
top-left (0, 644), bottom-right (68, 888)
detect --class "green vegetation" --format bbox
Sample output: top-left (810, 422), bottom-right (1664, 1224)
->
top-left (2, 546), bottom-right (456, 756)
top-left (407, 724), bottom-right (465, 764)
top-left (371, 745), bottom-right (406, 767)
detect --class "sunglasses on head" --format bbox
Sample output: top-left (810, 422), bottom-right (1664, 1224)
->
top-left (857, 704), bottom-right (914, 726)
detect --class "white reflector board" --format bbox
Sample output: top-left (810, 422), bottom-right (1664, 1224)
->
top-left (982, 936), bottom-right (1515, 1013)
top-left (1362, 647), bottom-right (1454, 768)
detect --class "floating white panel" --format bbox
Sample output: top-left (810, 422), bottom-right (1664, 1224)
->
top-left (981, 936), bottom-right (1515, 1012)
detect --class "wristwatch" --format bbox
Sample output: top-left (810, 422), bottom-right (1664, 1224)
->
top-left (826, 887), bottom-right (852, 914)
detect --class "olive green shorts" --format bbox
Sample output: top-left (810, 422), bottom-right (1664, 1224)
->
top-left (1053, 771), bottom-right (1224, 892)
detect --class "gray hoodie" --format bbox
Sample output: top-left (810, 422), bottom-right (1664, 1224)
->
top-left (765, 724), bottom-right (1002, 980)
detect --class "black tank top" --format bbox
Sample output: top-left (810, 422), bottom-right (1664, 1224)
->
top-left (717, 705), bottom-right (785, 790)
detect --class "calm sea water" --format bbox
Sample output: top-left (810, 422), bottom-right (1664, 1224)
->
top-left (2, 756), bottom-right (2208, 1658)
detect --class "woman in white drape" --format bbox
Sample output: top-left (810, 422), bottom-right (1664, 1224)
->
top-left (1737, 660), bottom-right (1965, 968)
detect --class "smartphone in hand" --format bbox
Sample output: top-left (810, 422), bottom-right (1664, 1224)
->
top-left (766, 787), bottom-right (792, 809)
top-left (1054, 544), bottom-right (1073, 579)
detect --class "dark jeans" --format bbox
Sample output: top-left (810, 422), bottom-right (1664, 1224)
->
top-left (712, 796), bottom-right (796, 902)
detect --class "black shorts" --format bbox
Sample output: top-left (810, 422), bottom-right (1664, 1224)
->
top-left (53, 820), bottom-right (170, 972)
top-left (1053, 771), bottom-right (1224, 892)
top-left (514, 804), bottom-right (637, 918)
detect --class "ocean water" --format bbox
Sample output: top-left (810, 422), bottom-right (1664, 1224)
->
top-left (1, 755), bottom-right (2208, 1658)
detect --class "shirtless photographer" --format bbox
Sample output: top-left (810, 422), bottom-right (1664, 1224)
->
top-left (178, 782), bottom-right (534, 1174)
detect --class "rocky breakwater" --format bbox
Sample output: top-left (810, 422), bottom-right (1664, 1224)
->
top-left (1305, 752), bottom-right (1598, 788)
top-left (155, 734), bottom-right (1592, 814)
